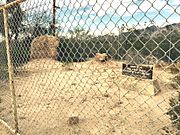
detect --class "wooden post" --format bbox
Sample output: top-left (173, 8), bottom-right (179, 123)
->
top-left (3, 8), bottom-right (19, 134)
top-left (52, 0), bottom-right (56, 36)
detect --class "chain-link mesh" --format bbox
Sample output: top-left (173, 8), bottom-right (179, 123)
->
top-left (0, 0), bottom-right (180, 135)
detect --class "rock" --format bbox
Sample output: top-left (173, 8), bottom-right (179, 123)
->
top-left (30, 35), bottom-right (59, 60)
top-left (68, 115), bottom-right (79, 125)
top-left (116, 77), bottom-right (161, 96)
top-left (103, 93), bottom-right (110, 97)
top-left (145, 55), bottom-right (157, 65)
top-left (95, 53), bottom-right (109, 62)
top-left (155, 60), bottom-right (169, 68)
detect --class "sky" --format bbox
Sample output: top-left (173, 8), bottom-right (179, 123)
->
top-left (55, 0), bottom-right (180, 35)
top-left (1, 0), bottom-right (180, 35)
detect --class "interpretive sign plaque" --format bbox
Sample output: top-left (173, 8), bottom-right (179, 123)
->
top-left (122, 63), bottom-right (153, 79)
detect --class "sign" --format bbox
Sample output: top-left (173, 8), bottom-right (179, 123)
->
top-left (122, 63), bottom-right (153, 79)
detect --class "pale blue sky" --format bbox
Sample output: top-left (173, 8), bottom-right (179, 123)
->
top-left (1, 0), bottom-right (180, 35)
top-left (54, 0), bottom-right (180, 35)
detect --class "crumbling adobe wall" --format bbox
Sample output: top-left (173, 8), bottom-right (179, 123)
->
top-left (30, 35), bottom-right (59, 59)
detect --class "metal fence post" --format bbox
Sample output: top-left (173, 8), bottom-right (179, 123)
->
top-left (52, 0), bottom-right (56, 36)
top-left (3, 7), bottom-right (19, 134)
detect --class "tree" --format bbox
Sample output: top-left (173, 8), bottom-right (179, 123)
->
top-left (22, 11), bottom-right (62, 37)
top-left (0, 0), bottom-right (24, 39)
top-left (21, 11), bottom-right (51, 37)
top-left (68, 26), bottom-right (90, 40)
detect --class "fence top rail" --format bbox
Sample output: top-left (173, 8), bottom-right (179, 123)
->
top-left (0, 0), bottom-right (26, 10)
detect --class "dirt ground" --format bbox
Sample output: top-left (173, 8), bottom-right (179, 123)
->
top-left (0, 59), bottom-right (179, 135)
top-left (0, 121), bottom-right (14, 135)
top-left (0, 125), bottom-right (11, 135)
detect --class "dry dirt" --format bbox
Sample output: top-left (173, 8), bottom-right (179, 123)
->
top-left (0, 125), bottom-right (11, 135)
top-left (0, 59), bottom-right (179, 135)
top-left (0, 120), bottom-right (14, 135)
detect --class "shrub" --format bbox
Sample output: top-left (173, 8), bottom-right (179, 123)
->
top-left (166, 92), bottom-right (180, 132)
top-left (169, 64), bottom-right (180, 74)
top-left (0, 37), bottom-right (32, 76)
top-left (0, 41), bottom-right (8, 80)
top-left (173, 75), bottom-right (180, 86)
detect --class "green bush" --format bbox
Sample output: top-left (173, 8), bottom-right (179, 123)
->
top-left (173, 75), bottom-right (180, 86)
top-left (166, 92), bottom-right (180, 132)
top-left (0, 41), bottom-right (8, 80)
top-left (11, 37), bottom-right (32, 68)
top-left (0, 37), bottom-right (32, 75)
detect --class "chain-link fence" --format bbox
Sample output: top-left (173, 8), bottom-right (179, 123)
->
top-left (0, 0), bottom-right (180, 135)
